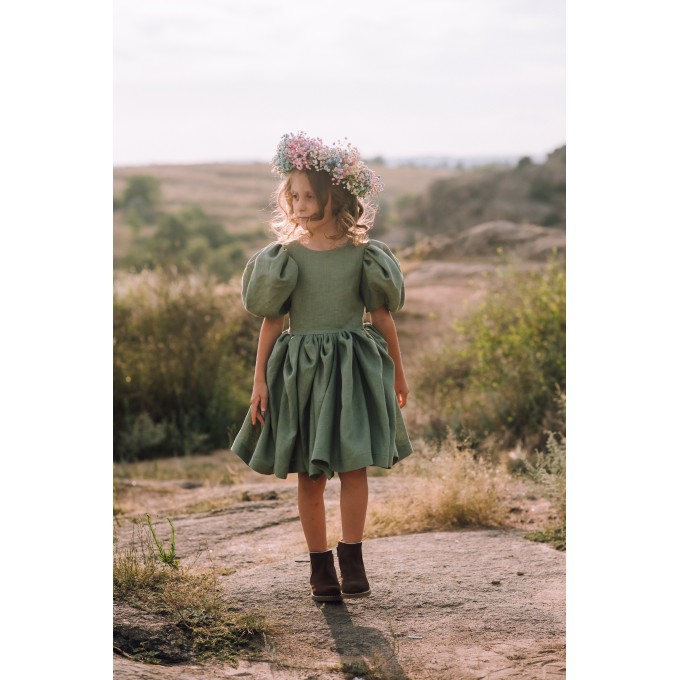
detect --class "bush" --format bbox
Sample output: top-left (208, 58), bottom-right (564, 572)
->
top-left (207, 244), bottom-right (246, 282)
top-left (113, 270), bottom-right (260, 460)
top-left (403, 146), bottom-right (566, 233)
top-left (416, 257), bottom-right (565, 449)
top-left (121, 175), bottom-right (162, 229)
top-left (118, 204), bottom-right (250, 282)
top-left (524, 390), bottom-right (566, 549)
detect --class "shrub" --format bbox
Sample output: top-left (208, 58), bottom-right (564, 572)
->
top-left (207, 243), bottom-right (246, 282)
top-left (416, 257), bottom-right (565, 449)
top-left (118, 204), bottom-right (250, 282)
top-left (403, 146), bottom-right (566, 232)
top-left (524, 390), bottom-right (566, 549)
top-left (113, 270), bottom-right (260, 460)
top-left (121, 175), bottom-right (162, 229)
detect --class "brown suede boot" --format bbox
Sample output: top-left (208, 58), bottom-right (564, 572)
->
top-left (309, 550), bottom-right (342, 602)
top-left (336, 541), bottom-right (371, 598)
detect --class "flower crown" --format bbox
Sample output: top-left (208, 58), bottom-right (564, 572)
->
top-left (272, 131), bottom-right (384, 198)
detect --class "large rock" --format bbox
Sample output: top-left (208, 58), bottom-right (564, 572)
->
top-left (402, 221), bottom-right (566, 262)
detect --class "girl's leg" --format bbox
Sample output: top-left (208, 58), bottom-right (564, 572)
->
top-left (337, 467), bottom-right (371, 597)
top-left (298, 472), bottom-right (341, 601)
top-left (297, 472), bottom-right (328, 552)
top-left (338, 467), bottom-right (368, 542)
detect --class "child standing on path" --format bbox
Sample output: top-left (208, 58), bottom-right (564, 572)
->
top-left (231, 132), bottom-right (413, 602)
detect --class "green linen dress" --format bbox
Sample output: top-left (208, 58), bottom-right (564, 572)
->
top-left (230, 238), bottom-right (413, 479)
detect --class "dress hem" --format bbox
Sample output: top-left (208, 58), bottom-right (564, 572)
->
top-left (230, 442), bottom-right (414, 481)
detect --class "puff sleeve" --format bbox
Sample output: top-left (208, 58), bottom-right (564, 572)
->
top-left (360, 240), bottom-right (405, 313)
top-left (241, 243), bottom-right (298, 318)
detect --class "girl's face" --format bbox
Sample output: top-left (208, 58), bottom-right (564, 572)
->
top-left (289, 172), bottom-right (333, 230)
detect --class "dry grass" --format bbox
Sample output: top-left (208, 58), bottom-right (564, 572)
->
top-left (365, 438), bottom-right (511, 538)
top-left (113, 450), bottom-right (245, 520)
top-left (112, 161), bottom-right (462, 265)
top-left (113, 162), bottom-right (459, 222)
top-left (114, 518), bottom-right (267, 664)
top-left (114, 449), bottom-right (240, 486)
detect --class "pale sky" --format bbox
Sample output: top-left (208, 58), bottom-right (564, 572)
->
top-left (113, 0), bottom-right (565, 166)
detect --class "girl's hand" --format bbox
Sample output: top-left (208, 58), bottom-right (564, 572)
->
top-left (250, 380), bottom-right (269, 425)
top-left (395, 375), bottom-right (410, 408)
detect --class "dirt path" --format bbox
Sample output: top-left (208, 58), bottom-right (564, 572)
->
top-left (114, 471), bottom-right (565, 679)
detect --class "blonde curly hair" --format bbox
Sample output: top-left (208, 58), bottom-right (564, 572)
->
top-left (270, 169), bottom-right (377, 245)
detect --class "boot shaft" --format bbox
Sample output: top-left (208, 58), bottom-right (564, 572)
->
top-left (336, 541), bottom-right (371, 598)
top-left (309, 549), bottom-right (342, 602)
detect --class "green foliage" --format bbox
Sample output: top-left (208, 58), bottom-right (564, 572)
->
top-left (529, 177), bottom-right (563, 203)
top-left (206, 243), bottom-right (246, 282)
top-left (113, 270), bottom-right (260, 460)
top-left (120, 175), bottom-right (162, 229)
top-left (403, 146), bottom-right (566, 233)
top-left (524, 390), bottom-right (566, 548)
top-left (118, 412), bottom-right (166, 457)
top-left (118, 204), bottom-right (251, 282)
top-left (526, 430), bottom-right (566, 525)
top-left (524, 527), bottom-right (566, 551)
top-left (154, 213), bottom-right (190, 255)
top-left (416, 258), bottom-right (565, 448)
top-left (114, 519), bottom-right (171, 597)
top-left (145, 515), bottom-right (179, 568)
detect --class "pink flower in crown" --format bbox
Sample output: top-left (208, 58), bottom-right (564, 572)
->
top-left (272, 131), bottom-right (384, 198)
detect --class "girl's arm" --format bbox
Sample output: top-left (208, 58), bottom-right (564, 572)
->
top-left (250, 316), bottom-right (286, 425)
top-left (369, 306), bottom-right (410, 408)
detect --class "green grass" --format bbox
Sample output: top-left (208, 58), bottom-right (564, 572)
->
top-left (524, 527), bottom-right (566, 551)
top-left (145, 515), bottom-right (178, 568)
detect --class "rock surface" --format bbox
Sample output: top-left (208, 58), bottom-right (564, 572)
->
top-left (114, 476), bottom-right (565, 679)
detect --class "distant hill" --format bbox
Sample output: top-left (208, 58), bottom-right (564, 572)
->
top-left (399, 146), bottom-right (565, 234)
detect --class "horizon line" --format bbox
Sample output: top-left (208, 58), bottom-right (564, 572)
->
top-left (114, 148), bottom-right (562, 170)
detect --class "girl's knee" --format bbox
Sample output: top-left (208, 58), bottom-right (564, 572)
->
top-left (339, 467), bottom-right (367, 482)
top-left (298, 472), bottom-right (327, 494)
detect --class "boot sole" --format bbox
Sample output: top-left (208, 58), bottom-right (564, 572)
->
top-left (312, 594), bottom-right (343, 602)
top-left (341, 589), bottom-right (371, 599)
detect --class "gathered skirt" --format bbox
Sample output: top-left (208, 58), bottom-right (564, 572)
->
top-left (230, 323), bottom-right (413, 479)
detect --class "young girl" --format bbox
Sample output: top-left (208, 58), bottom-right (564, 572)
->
top-left (231, 132), bottom-right (412, 602)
